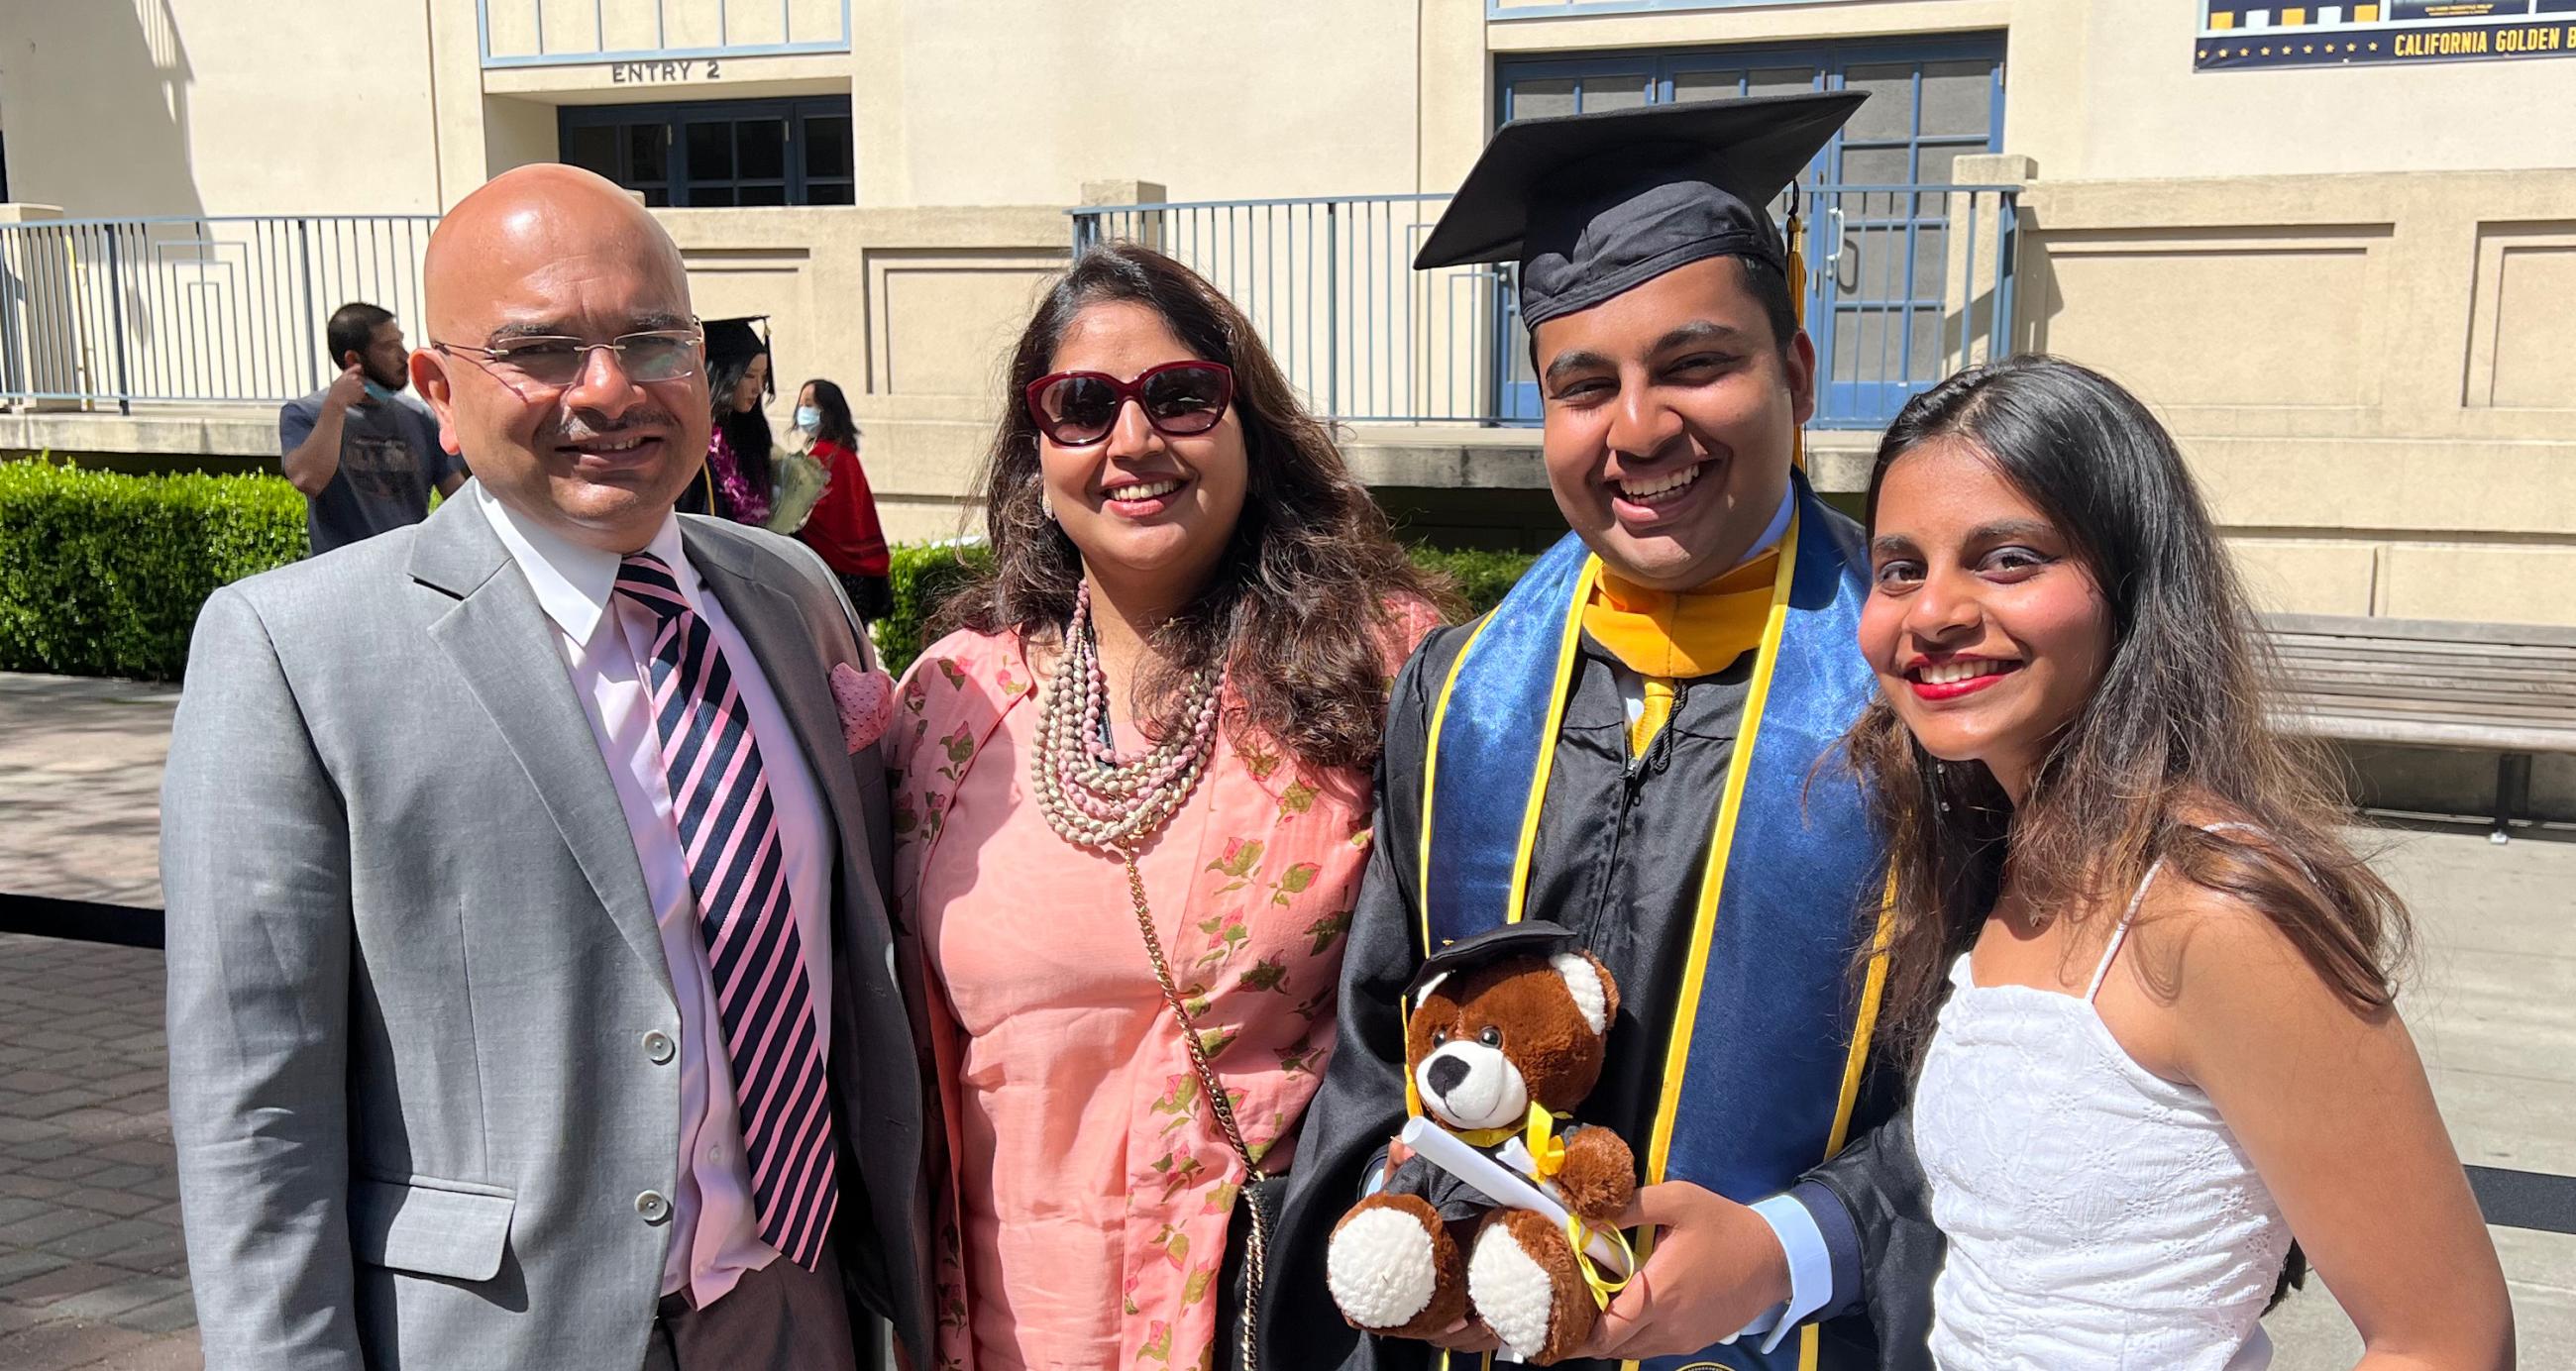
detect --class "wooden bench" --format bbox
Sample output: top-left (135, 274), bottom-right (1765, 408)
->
top-left (2263, 613), bottom-right (2576, 841)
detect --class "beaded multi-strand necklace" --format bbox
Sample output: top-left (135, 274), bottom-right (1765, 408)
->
top-left (1031, 581), bottom-right (1226, 854)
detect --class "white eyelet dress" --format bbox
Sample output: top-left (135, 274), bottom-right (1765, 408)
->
top-left (1912, 850), bottom-right (2294, 1371)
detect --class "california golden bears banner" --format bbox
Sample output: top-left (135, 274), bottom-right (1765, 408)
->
top-left (2198, 1), bottom-right (2576, 68)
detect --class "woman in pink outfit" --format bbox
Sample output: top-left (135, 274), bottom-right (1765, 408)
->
top-left (884, 243), bottom-right (1444, 1371)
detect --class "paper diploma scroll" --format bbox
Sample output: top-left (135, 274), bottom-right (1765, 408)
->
top-left (1396, 1116), bottom-right (1635, 1278)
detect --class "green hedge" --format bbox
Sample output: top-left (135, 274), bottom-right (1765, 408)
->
top-left (0, 461), bottom-right (305, 681)
top-left (1418, 546), bottom-right (1536, 619)
top-left (878, 541), bottom-right (995, 678)
top-left (0, 457), bottom-right (1540, 683)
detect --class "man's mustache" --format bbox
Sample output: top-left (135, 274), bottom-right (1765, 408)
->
top-left (554, 412), bottom-right (681, 444)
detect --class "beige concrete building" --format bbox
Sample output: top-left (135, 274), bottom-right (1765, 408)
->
top-left (1, 0), bottom-right (2571, 627)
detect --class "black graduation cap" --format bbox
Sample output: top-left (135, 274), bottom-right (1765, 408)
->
top-left (702, 315), bottom-right (770, 370)
top-left (1413, 91), bottom-right (1866, 329)
top-left (1406, 919), bottom-right (1580, 1001)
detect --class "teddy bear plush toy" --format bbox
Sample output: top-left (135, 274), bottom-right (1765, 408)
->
top-left (1325, 920), bottom-right (1637, 1365)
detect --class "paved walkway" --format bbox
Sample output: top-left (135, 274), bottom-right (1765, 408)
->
top-left (0, 674), bottom-right (173, 910)
top-left (0, 935), bottom-right (193, 1370)
top-left (0, 676), bottom-right (190, 1367)
top-left (0, 670), bottom-right (2570, 1367)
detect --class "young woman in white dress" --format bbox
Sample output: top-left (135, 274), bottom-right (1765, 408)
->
top-left (1845, 356), bottom-right (2513, 1371)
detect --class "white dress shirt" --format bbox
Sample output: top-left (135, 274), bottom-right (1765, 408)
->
top-left (476, 484), bottom-right (834, 1308)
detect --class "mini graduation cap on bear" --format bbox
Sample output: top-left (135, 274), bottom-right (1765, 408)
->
top-left (1406, 919), bottom-right (1580, 1001)
top-left (1412, 90), bottom-right (1867, 330)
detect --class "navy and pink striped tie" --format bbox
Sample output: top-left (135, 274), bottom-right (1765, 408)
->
top-left (615, 552), bottom-right (838, 1270)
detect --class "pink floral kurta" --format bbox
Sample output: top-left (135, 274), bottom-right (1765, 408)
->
top-left (887, 622), bottom-right (1424, 1371)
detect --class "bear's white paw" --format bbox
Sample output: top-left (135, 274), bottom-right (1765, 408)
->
top-left (1328, 1207), bottom-right (1439, 1329)
top-left (1467, 1222), bottom-right (1556, 1363)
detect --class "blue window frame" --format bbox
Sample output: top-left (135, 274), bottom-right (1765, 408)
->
top-left (558, 97), bottom-right (854, 207)
top-left (1493, 34), bottom-right (2006, 424)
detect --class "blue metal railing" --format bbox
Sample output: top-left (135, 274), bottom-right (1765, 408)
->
top-left (0, 215), bottom-right (439, 411)
top-left (1070, 182), bottom-right (2017, 429)
top-left (477, 0), bottom-right (854, 69)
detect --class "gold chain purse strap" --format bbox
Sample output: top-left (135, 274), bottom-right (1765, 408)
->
top-left (1118, 841), bottom-right (1274, 1371)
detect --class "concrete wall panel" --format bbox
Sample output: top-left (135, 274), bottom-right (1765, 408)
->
top-left (2380, 545), bottom-right (2576, 627)
top-left (2477, 229), bottom-right (2576, 411)
top-left (2033, 229), bottom-right (2388, 409)
top-left (865, 251), bottom-right (1055, 397)
top-left (2228, 537), bottom-right (2382, 617)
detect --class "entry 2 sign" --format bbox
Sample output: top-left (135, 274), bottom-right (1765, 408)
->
top-left (2197, 1), bottom-right (2576, 68)
top-left (610, 58), bottom-right (727, 84)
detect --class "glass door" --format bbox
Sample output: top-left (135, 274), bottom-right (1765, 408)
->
top-left (1814, 54), bottom-right (2005, 425)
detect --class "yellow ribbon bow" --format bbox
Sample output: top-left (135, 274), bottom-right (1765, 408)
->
top-left (1450, 1107), bottom-right (1635, 1310)
top-left (1524, 1102), bottom-right (1566, 1178)
top-left (1524, 1107), bottom-right (1637, 1308)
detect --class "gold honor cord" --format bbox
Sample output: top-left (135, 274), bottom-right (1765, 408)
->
top-left (1503, 557), bottom-right (1604, 928)
top-left (1828, 879), bottom-right (1899, 1157)
top-left (1419, 566), bottom-right (1591, 1371)
top-left (1412, 607), bottom-right (1500, 1124)
top-left (1623, 514), bottom-right (1799, 1371)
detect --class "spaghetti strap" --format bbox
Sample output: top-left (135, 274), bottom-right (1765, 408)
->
top-left (2085, 856), bottom-right (2167, 1002)
top-left (2084, 822), bottom-right (2267, 1002)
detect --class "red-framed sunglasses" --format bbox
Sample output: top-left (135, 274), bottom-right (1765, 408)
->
top-left (1024, 360), bottom-right (1235, 447)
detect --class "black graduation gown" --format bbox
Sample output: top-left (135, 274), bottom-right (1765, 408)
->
top-left (1261, 603), bottom-right (1940, 1371)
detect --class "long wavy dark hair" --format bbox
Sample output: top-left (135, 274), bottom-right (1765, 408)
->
top-left (933, 242), bottom-right (1450, 775)
top-left (1846, 355), bottom-right (2414, 1071)
top-left (709, 356), bottom-right (774, 515)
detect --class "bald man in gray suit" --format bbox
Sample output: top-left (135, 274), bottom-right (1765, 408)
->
top-left (161, 165), bottom-right (933, 1371)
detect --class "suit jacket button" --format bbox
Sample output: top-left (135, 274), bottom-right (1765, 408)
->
top-left (636, 1190), bottom-right (671, 1224)
top-left (642, 1030), bottom-right (676, 1064)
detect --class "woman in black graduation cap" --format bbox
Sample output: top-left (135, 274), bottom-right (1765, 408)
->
top-left (683, 315), bottom-right (776, 524)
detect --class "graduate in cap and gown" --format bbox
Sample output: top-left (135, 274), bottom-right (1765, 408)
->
top-left (681, 315), bottom-right (778, 523)
top-left (1264, 93), bottom-right (1940, 1371)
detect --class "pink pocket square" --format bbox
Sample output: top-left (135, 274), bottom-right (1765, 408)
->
top-left (830, 663), bottom-right (896, 753)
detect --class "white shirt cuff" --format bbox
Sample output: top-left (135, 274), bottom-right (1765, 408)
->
top-left (1738, 1193), bottom-right (1832, 1354)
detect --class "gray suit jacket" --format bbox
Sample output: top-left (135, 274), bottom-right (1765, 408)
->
top-left (162, 491), bottom-right (936, 1371)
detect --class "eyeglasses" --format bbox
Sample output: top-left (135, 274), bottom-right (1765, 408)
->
top-left (1023, 361), bottom-right (1235, 447)
top-left (431, 327), bottom-right (704, 388)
